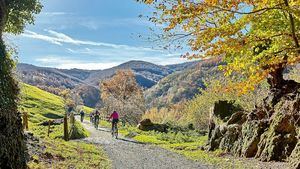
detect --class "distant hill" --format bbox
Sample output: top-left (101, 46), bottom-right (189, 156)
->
top-left (84, 60), bottom-right (174, 87)
top-left (165, 61), bottom-right (199, 72)
top-left (144, 59), bottom-right (223, 108)
top-left (17, 60), bottom-right (200, 107)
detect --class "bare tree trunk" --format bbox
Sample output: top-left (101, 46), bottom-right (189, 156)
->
top-left (267, 66), bottom-right (285, 89)
top-left (0, 2), bottom-right (27, 168)
top-left (266, 63), bottom-right (300, 106)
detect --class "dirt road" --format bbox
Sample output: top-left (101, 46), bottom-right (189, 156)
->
top-left (78, 119), bottom-right (214, 169)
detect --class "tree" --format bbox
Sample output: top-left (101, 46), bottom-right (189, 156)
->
top-left (101, 70), bottom-right (145, 124)
top-left (0, 1), bottom-right (42, 168)
top-left (140, 1), bottom-right (300, 164)
top-left (140, 0), bottom-right (299, 94)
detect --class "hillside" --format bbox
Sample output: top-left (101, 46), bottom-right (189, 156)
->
top-left (85, 60), bottom-right (173, 87)
top-left (17, 60), bottom-right (199, 107)
top-left (19, 83), bottom-right (91, 140)
top-left (20, 83), bottom-right (65, 124)
top-left (145, 59), bottom-right (222, 108)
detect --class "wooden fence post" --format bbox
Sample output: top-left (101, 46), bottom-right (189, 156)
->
top-left (64, 115), bottom-right (69, 141)
top-left (23, 112), bottom-right (29, 131)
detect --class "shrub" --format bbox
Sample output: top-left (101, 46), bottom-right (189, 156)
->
top-left (69, 121), bottom-right (90, 139)
top-left (181, 78), bottom-right (269, 130)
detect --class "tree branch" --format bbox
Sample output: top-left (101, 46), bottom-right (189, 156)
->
top-left (283, 0), bottom-right (300, 53)
top-left (206, 3), bottom-right (284, 15)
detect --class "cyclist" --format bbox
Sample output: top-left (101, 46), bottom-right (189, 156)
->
top-left (94, 110), bottom-right (100, 129)
top-left (109, 111), bottom-right (119, 138)
top-left (80, 110), bottom-right (85, 122)
top-left (89, 112), bottom-right (94, 123)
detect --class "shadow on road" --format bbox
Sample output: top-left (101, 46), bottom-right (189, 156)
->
top-left (116, 138), bottom-right (146, 145)
top-left (96, 128), bottom-right (111, 132)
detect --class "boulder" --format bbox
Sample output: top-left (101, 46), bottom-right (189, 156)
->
top-left (241, 120), bottom-right (268, 158)
top-left (137, 119), bottom-right (168, 132)
top-left (219, 124), bottom-right (241, 153)
top-left (139, 119), bottom-right (153, 126)
top-left (213, 100), bottom-right (243, 122)
top-left (24, 132), bottom-right (44, 163)
top-left (207, 100), bottom-right (243, 148)
top-left (207, 126), bottom-right (223, 151)
top-left (256, 112), bottom-right (297, 162)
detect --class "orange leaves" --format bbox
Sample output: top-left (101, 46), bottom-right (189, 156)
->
top-left (100, 70), bottom-right (143, 103)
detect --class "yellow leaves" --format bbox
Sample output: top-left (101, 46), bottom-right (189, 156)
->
top-left (142, 0), bottom-right (300, 94)
top-left (205, 0), bottom-right (218, 5)
top-left (143, 0), bottom-right (155, 4)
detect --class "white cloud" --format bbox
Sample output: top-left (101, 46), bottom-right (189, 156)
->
top-left (35, 53), bottom-right (190, 70)
top-left (57, 62), bottom-right (120, 70)
top-left (20, 30), bottom-right (190, 69)
top-left (22, 29), bottom-right (160, 52)
top-left (22, 30), bottom-right (63, 45)
top-left (41, 12), bottom-right (67, 16)
top-left (36, 56), bottom-right (120, 70)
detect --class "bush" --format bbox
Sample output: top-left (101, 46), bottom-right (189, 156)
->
top-left (142, 103), bottom-right (186, 125)
top-left (69, 121), bottom-right (90, 139)
top-left (180, 78), bottom-right (269, 130)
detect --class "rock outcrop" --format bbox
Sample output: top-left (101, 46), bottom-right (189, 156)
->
top-left (206, 88), bottom-right (300, 168)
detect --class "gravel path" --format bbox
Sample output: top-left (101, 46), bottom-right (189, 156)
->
top-left (78, 118), bottom-right (214, 169)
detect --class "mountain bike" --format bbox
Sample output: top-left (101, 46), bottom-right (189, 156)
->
top-left (94, 117), bottom-right (99, 129)
top-left (111, 121), bottom-right (118, 139)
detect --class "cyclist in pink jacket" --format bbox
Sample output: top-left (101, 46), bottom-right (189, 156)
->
top-left (110, 111), bottom-right (119, 124)
top-left (109, 111), bottom-right (119, 138)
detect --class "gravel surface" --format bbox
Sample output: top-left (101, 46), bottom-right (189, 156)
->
top-left (78, 119), bottom-right (214, 169)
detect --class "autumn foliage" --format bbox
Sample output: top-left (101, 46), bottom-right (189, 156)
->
top-left (100, 70), bottom-right (145, 124)
top-left (141, 0), bottom-right (300, 93)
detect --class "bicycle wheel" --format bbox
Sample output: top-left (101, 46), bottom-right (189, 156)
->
top-left (111, 123), bottom-right (117, 138)
top-left (95, 119), bottom-right (99, 129)
top-left (115, 126), bottom-right (118, 139)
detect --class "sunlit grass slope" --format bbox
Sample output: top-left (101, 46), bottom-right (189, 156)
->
top-left (20, 83), bottom-right (65, 124)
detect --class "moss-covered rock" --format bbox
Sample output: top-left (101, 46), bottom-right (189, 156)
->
top-left (137, 119), bottom-right (168, 132)
top-left (219, 124), bottom-right (241, 153)
top-left (207, 126), bottom-right (222, 151)
top-left (256, 111), bottom-right (297, 161)
top-left (241, 120), bottom-right (268, 158)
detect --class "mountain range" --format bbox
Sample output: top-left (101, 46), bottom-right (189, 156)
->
top-left (17, 60), bottom-right (200, 107)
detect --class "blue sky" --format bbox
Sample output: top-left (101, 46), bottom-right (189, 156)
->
top-left (7, 0), bottom-right (187, 70)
